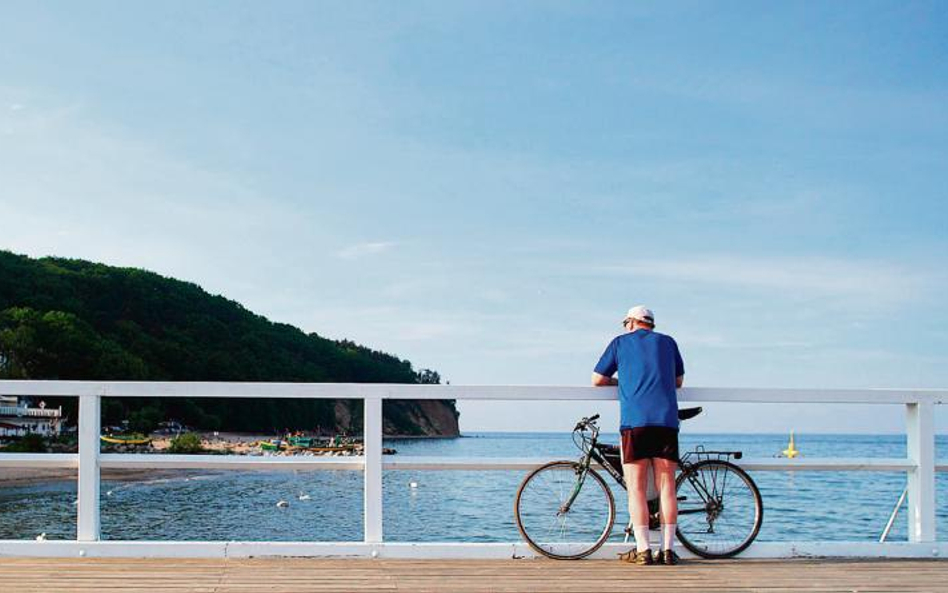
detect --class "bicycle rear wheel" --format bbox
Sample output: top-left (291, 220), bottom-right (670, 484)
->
top-left (514, 460), bottom-right (615, 560)
top-left (675, 459), bottom-right (763, 559)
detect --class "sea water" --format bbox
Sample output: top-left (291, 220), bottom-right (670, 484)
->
top-left (1, 433), bottom-right (946, 543)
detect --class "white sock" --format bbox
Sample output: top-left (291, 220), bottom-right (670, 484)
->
top-left (662, 523), bottom-right (676, 551)
top-left (632, 524), bottom-right (650, 553)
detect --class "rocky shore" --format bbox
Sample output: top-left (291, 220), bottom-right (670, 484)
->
top-left (0, 431), bottom-right (403, 487)
top-left (104, 431), bottom-right (374, 455)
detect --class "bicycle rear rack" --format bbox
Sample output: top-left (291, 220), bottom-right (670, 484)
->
top-left (680, 445), bottom-right (743, 465)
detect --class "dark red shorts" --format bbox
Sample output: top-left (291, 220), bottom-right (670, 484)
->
top-left (620, 426), bottom-right (679, 462)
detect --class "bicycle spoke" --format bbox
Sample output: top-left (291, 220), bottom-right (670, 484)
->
top-left (544, 511), bottom-right (562, 541)
top-left (675, 460), bottom-right (761, 558)
top-left (720, 462), bottom-right (732, 500)
top-left (515, 462), bottom-right (615, 560)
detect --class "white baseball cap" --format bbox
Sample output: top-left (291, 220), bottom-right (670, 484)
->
top-left (623, 305), bottom-right (654, 324)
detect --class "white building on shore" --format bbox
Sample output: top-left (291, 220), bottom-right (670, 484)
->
top-left (0, 395), bottom-right (63, 437)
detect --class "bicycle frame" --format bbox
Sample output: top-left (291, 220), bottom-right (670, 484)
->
top-left (578, 429), bottom-right (741, 521)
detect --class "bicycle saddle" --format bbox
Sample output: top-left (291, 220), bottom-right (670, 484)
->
top-left (678, 406), bottom-right (702, 421)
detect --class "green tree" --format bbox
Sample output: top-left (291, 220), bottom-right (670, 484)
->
top-left (0, 250), bottom-right (459, 436)
top-left (416, 368), bottom-right (441, 384)
top-left (127, 406), bottom-right (164, 434)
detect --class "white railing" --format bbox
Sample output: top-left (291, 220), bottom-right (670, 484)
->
top-left (0, 405), bottom-right (61, 418)
top-left (0, 381), bottom-right (944, 559)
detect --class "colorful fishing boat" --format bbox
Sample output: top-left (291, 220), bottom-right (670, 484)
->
top-left (258, 439), bottom-right (285, 451)
top-left (287, 435), bottom-right (318, 448)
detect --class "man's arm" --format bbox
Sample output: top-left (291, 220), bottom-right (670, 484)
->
top-left (673, 338), bottom-right (685, 389)
top-left (593, 338), bottom-right (618, 386)
top-left (592, 372), bottom-right (618, 386)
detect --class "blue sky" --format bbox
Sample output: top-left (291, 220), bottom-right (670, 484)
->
top-left (1, 1), bottom-right (946, 433)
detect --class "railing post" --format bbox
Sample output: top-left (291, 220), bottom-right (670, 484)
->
top-left (77, 394), bottom-right (101, 541)
top-left (905, 402), bottom-right (935, 543)
top-left (363, 395), bottom-right (383, 544)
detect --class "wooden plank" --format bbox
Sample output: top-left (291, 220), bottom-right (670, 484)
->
top-left (2, 558), bottom-right (947, 592)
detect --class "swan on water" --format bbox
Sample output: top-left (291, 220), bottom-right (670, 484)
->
top-left (276, 500), bottom-right (289, 508)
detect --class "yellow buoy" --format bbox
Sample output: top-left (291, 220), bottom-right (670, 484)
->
top-left (781, 431), bottom-right (800, 458)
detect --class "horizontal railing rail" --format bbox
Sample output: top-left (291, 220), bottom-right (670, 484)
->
top-left (0, 380), bottom-right (946, 403)
top-left (0, 380), bottom-right (944, 559)
top-left (4, 452), bottom-right (943, 472)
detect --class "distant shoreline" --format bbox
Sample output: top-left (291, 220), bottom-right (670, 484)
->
top-left (1, 430), bottom-right (459, 488)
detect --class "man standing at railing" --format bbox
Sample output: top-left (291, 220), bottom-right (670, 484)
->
top-left (592, 305), bottom-right (685, 566)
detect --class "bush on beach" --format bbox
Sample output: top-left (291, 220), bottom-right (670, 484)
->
top-left (0, 433), bottom-right (47, 452)
top-left (168, 432), bottom-right (204, 454)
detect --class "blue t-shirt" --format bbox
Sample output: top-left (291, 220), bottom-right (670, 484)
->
top-left (594, 330), bottom-right (684, 430)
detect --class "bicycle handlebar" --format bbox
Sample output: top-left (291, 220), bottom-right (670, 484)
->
top-left (574, 408), bottom-right (701, 432)
top-left (574, 414), bottom-right (600, 432)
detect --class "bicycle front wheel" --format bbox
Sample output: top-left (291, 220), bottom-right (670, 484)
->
top-left (675, 459), bottom-right (763, 559)
top-left (514, 460), bottom-right (615, 560)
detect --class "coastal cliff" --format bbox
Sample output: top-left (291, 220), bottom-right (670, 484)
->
top-left (0, 251), bottom-right (459, 437)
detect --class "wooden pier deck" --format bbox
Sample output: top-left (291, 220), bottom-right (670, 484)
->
top-left (2, 557), bottom-right (947, 592)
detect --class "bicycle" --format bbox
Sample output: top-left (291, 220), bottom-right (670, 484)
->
top-left (514, 409), bottom-right (763, 560)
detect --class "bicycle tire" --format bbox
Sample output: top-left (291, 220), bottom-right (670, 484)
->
top-left (514, 460), bottom-right (616, 560)
top-left (675, 459), bottom-right (763, 559)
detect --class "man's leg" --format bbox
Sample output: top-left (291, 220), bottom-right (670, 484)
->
top-left (623, 459), bottom-right (652, 552)
top-left (652, 457), bottom-right (678, 553)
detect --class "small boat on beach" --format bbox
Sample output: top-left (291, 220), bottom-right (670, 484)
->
top-left (256, 435), bottom-right (391, 455)
top-left (287, 435), bottom-right (318, 448)
top-left (100, 434), bottom-right (152, 445)
top-left (289, 445), bottom-right (357, 453)
top-left (258, 439), bottom-right (286, 451)
top-left (285, 435), bottom-right (360, 452)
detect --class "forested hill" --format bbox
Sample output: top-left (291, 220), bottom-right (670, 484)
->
top-left (0, 251), bottom-right (459, 436)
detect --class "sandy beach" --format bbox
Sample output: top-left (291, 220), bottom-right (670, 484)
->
top-left (0, 468), bottom-right (197, 488)
top-left (0, 431), bottom-right (364, 488)
top-left (148, 431), bottom-right (269, 454)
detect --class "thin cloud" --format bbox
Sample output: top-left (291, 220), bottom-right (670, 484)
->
top-left (683, 333), bottom-right (814, 350)
top-left (335, 241), bottom-right (398, 260)
top-left (593, 255), bottom-right (936, 306)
